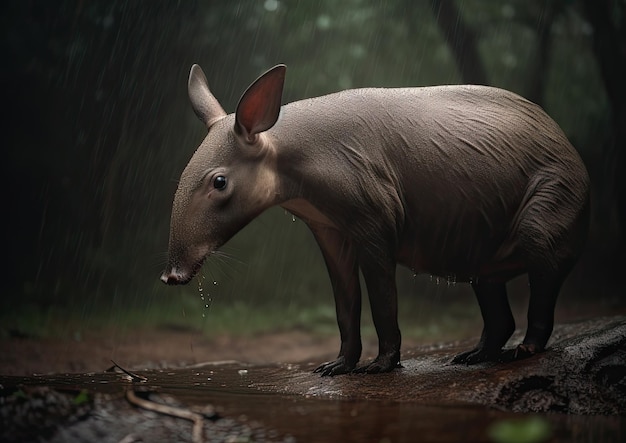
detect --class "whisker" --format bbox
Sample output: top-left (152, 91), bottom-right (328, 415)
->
top-left (215, 244), bottom-right (243, 258)
top-left (201, 250), bottom-right (246, 283)
top-left (211, 250), bottom-right (247, 267)
top-left (148, 250), bottom-right (170, 269)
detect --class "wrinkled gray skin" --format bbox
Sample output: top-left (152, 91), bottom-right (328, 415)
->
top-left (161, 64), bottom-right (590, 376)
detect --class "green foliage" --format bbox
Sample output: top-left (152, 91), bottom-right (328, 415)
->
top-left (12, 390), bottom-right (28, 401)
top-left (488, 416), bottom-right (552, 443)
top-left (72, 390), bottom-right (90, 406)
top-left (1, 269), bottom-right (483, 342)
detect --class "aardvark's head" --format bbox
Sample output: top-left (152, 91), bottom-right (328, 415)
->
top-left (160, 63), bottom-right (285, 284)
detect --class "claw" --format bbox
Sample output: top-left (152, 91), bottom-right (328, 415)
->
top-left (313, 356), bottom-right (355, 376)
top-left (353, 355), bottom-right (401, 374)
top-left (513, 343), bottom-right (540, 359)
top-left (453, 343), bottom-right (542, 365)
top-left (451, 347), bottom-right (501, 365)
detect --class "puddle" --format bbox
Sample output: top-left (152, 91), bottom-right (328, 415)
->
top-left (1, 361), bottom-right (624, 442)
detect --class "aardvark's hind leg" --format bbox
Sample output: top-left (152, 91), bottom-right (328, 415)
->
top-left (452, 280), bottom-right (515, 364)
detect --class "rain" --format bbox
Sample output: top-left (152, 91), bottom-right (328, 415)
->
top-left (2, 1), bottom-right (625, 442)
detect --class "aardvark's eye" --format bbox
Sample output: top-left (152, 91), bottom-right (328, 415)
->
top-left (214, 175), bottom-right (227, 190)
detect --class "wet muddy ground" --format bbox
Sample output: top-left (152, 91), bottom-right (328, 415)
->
top-left (1, 316), bottom-right (625, 443)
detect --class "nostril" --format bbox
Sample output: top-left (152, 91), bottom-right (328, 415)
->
top-left (160, 265), bottom-right (193, 285)
top-left (160, 270), bottom-right (180, 285)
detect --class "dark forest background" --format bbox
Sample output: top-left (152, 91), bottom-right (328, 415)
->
top-left (2, 0), bottom-right (625, 337)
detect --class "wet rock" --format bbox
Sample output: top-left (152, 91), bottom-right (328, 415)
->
top-left (469, 316), bottom-right (626, 414)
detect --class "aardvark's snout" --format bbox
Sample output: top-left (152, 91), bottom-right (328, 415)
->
top-left (160, 254), bottom-right (206, 285)
top-left (160, 266), bottom-right (191, 285)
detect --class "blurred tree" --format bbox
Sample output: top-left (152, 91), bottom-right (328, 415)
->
top-left (581, 0), bottom-right (626, 259)
top-left (429, 0), bottom-right (575, 108)
top-left (522, 0), bottom-right (566, 106)
top-left (429, 0), bottom-right (487, 84)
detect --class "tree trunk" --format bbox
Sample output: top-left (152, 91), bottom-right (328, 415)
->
top-left (429, 0), bottom-right (488, 85)
top-left (525, 1), bottom-right (563, 107)
top-left (581, 0), bottom-right (626, 256)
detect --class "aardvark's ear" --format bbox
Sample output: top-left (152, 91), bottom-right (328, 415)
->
top-left (235, 64), bottom-right (286, 143)
top-left (188, 64), bottom-right (227, 129)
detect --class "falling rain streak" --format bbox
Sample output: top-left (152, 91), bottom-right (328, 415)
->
top-left (1, 2), bottom-right (624, 441)
top-left (4, 0), bottom-right (614, 331)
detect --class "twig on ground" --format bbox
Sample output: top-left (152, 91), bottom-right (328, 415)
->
top-left (109, 360), bottom-right (148, 383)
top-left (125, 390), bottom-right (205, 443)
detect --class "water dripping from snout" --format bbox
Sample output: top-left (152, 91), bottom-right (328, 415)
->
top-left (197, 275), bottom-right (205, 317)
top-left (197, 274), bottom-right (215, 318)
